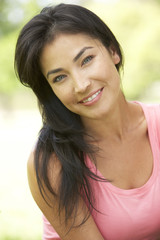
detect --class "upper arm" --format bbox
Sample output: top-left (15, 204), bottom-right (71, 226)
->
top-left (27, 150), bottom-right (104, 240)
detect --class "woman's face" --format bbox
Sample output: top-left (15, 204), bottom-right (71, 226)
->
top-left (40, 33), bottom-right (121, 122)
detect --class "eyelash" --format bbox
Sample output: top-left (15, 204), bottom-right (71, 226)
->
top-left (53, 75), bottom-right (66, 83)
top-left (81, 55), bottom-right (94, 66)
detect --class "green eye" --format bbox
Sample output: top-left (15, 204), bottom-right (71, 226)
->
top-left (53, 75), bottom-right (66, 83)
top-left (82, 55), bottom-right (94, 66)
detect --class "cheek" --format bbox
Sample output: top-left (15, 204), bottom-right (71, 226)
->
top-left (95, 63), bottom-right (113, 82)
top-left (101, 63), bottom-right (120, 89)
top-left (95, 56), bottom-right (113, 75)
top-left (51, 85), bottom-right (74, 106)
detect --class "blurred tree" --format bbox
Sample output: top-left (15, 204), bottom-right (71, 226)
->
top-left (0, 0), bottom-right (41, 37)
top-left (0, 0), bottom-right (23, 36)
top-left (153, 0), bottom-right (160, 4)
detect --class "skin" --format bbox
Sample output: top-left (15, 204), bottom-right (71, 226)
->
top-left (28, 33), bottom-right (153, 239)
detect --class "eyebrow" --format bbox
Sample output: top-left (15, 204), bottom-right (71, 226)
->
top-left (73, 46), bottom-right (93, 62)
top-left (46, 46), bottom-right (93, 79)
top-left (47, 68), bottom-right (63, 79)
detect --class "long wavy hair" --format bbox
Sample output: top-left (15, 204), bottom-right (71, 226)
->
top-left (15, 3), bottom-right (124, 228)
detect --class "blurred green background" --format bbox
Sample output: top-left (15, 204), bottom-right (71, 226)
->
top-left (0, 0), bottom-right (160, 239)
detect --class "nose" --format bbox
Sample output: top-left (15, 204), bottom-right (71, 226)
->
top-left (73, 72), bottom-right (91, 93)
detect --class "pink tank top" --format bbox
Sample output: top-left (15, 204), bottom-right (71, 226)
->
top-left (43, 102), bottom-right (160, 240)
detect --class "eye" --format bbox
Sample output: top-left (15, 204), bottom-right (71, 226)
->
top-left (53, 74), bottom-right (66, 83)
top-left (81, 55), bottom-right (94, 66)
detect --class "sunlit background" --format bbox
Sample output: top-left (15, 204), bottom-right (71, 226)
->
top-left (0, 0), bottom-right (160, 239)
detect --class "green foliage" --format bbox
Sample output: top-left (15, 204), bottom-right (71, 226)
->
top-left (0, 0), bottom-right (42, 93)
top-left (0, 31), bottom-right (20, 94)
top-left (0, 0), bottom-right (24, 36)
top-left (118, 1), bottom-right (160, 100)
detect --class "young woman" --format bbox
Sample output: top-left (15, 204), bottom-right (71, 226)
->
top-left (15, 3), bottom-right (160, 240)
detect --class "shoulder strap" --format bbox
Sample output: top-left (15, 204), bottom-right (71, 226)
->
top-left (152, 104), bottom-right (160, 147)
top-left (137, 102), bottom-right (160, 148)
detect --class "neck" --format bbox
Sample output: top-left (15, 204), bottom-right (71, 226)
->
top-left (82, 97), bottom-right (144, 143)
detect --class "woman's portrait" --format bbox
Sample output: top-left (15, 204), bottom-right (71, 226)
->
top-left (13, 2), bottom-right (160, 239)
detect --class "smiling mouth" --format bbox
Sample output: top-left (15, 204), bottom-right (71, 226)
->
top-left (80, 88), bottom-right (103, 103)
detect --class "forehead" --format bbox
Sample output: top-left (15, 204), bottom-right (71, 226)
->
top-left (42, 33), bottom-right (103, 56)
top-left (57, 33), bottom-right (92, 48)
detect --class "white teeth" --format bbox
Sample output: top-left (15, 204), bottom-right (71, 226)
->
top-left (82, 90), bottom-right (101, 103)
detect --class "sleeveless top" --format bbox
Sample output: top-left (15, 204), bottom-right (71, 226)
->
top-left (42, 102), bottom-right (160, 240)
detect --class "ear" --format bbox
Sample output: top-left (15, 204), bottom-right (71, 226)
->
top-left (109, 45), bottom-right (120, 65)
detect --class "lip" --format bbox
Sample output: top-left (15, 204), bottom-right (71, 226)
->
top-left (78, 87), bottom-right (103, 105)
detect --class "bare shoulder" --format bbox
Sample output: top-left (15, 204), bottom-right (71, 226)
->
top-left (27, 147), bottom-right (61, 200)
top-left (27, 147), bottom-right (104, 240)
